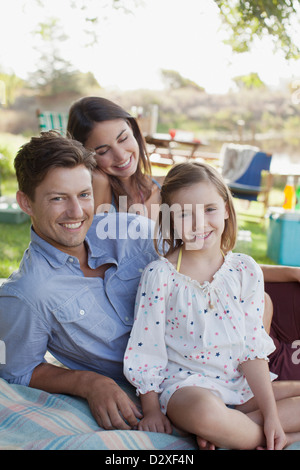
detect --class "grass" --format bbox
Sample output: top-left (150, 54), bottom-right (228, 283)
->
top-left (0, 220), bottom-right (31, 278)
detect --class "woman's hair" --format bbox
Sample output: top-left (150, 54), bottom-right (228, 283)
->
top-left (14, 130), bottom-right (96, 201)
top-left (67, 96), bottom-right (152, 208)
top-left (154, 161), bottom-right (237, 256)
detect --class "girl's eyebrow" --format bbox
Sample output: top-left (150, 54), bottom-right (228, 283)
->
top-left (94, 129), bottom-right (127, 151)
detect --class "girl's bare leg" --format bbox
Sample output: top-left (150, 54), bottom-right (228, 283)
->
top-left (236, 381), bottom-right (300, 447)
top-left (168, 383), bottom-right (300, 449)
top-left (167, 387), bottom-right (265, 450)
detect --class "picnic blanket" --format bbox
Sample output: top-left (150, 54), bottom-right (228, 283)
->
top-left (1, 377), bottom-right (300, 450)
top-left (0, 378), bottom-right (197, 450)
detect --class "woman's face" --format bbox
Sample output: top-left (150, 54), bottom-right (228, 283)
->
top-left (84, 119), bottom-right (139, 179)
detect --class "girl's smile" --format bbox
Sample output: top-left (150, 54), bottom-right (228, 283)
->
top-left (170, 181), bottom-right (229, 253)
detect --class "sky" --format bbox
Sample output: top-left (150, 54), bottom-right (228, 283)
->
top-left (0, 0), bottom-right (299, 94)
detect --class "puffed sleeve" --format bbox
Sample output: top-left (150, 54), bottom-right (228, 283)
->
top-left (123, 259), bottom-right (169, 395)
top-left (238, 255), bottom-right (276, 363)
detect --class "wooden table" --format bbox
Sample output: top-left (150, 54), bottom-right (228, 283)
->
top-left (145, 132), bottom-right (205, 161)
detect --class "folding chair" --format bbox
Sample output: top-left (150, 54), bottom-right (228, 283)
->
top-left (36, 110), bottom-right (69, 135)
top-left (227, 151), bottom-right (272, 208)
top-left (221, 144), bottom-right (272, 213)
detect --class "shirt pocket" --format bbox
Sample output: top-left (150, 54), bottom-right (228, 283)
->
top-left (51, 286), bottom-right (115, 345)
top-left (107, 253), bottom-right (154, 326)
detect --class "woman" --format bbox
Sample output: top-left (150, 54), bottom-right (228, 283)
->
top-left (67, 96), bottom-right (163, 219)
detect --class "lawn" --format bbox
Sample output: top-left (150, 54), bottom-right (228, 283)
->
top-left (0, 171), bottom-right (279, 279)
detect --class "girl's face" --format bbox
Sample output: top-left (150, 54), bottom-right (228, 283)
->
top-left (85, 119), bottom-right (139, 179)
top-left (170, 180), bottom-right (229, 252)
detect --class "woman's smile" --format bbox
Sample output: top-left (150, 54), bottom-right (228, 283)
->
top-left (114, 155), bottom-right (132, 170)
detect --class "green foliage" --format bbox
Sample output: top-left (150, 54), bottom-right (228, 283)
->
top-left (233, 72), bottom-right (266, 90)
top-left (161, 69), bottom-right (205, 92)
top-left (0, 73), bottom-right (25, 107)
top-left (215, 0), bottom-right (300, 59)
top-left (0, 134), bottom-right (26, 178)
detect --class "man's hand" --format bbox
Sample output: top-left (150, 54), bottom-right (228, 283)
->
top-left (30, 363), bottom-right (142, 430)
top-left (85, 374), bottom-right (142, 430)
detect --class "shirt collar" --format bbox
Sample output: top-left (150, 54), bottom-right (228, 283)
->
top-left (30, 223), bottom-right (117, 269)
top-left (30, 227), bottom-right (75, 268)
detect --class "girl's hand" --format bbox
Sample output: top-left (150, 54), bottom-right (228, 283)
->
top-left (137, 409), bottom-right (173, 434)
top-left (263, 415), bottom-right (287, 450)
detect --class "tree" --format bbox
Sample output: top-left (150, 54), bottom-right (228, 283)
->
top-left (161, 69), bottom-right (205, 92)
top-left (0, 72), bottom-right (25, 107)
top-left (215, 0), bottom-right (300, 59)
top-left (29, 18), bottom-right (101, 95)
top-left (32, 0), bottom-right (299, 59)
top-left (233, 73), bottom-right (266, 90)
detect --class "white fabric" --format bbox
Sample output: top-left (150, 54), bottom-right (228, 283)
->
top-left (220, 143), bottom-right (259, 183)
top-left (124, 252), bottom-right (276, 412)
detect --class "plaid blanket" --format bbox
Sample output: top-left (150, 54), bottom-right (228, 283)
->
top-left (0, 377), bottom-right (299, 450)
top-left (0, 378), bottom-right (196, 450)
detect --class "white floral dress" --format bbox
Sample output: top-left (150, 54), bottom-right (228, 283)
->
top-left (124, 252), bottom-right (276, 413)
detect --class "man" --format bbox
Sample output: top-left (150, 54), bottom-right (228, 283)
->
top-left (0, 131), bottom-right (158, 430)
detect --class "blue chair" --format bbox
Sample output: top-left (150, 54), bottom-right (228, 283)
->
top-left (227, 151), bottom-right (272, 199)
top-left (222, 150), bottom-right (272, 213)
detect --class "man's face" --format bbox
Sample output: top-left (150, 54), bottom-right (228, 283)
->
top-left (19, 165), bottom-right (94, 255)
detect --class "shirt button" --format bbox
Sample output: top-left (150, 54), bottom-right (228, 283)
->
top-left (69, 257), bottom-right (74, 263)
top-left (79, 309), bottom-right (85, 315)
top-left (125, 316), bottom-right (129, 321)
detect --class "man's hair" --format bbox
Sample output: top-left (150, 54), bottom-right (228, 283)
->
top-left (14, 130), bottom-right (97, 200)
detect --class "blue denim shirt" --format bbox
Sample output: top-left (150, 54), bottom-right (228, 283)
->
top-left (0, 213), bottom-right (158, 385)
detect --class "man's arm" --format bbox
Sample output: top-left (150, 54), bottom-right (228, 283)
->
top-left (30, 362), bottom-right (142, 430)
top-left (0, 291), bottom-right (141, 430)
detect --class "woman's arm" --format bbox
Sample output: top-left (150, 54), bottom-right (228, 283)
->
top-left (240, 359), bottom-right (286, 450)
top-left (92, 169), bottom-right (112, 214)
top-left (261, 264), bottom-right (300, 283)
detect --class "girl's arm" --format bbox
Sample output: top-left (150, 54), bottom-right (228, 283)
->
top-left (138, 391), bottom-right (172, 434)
top-left (240, 359), bottom-right (287, 450)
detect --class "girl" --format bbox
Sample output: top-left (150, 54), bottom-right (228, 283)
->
top-left (67, 96), bottom-right (162, 219)
top-left (124, 161), bottom-right (300, 450)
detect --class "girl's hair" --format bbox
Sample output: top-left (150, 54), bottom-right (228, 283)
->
top-left (154, 161), bottom-right (237, 256)
top-left (67, 96), bottom-right (152, 208)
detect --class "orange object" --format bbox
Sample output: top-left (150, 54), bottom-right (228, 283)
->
top-left (283, 176), bottom-right (296, 210)
top-left (169, 129), bottom-right (176, 139)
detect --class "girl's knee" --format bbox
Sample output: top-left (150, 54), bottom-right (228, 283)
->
top-left (194, 394), bottom-right (227, 432)
top-left (169, 388), bottom-right (226, 436)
